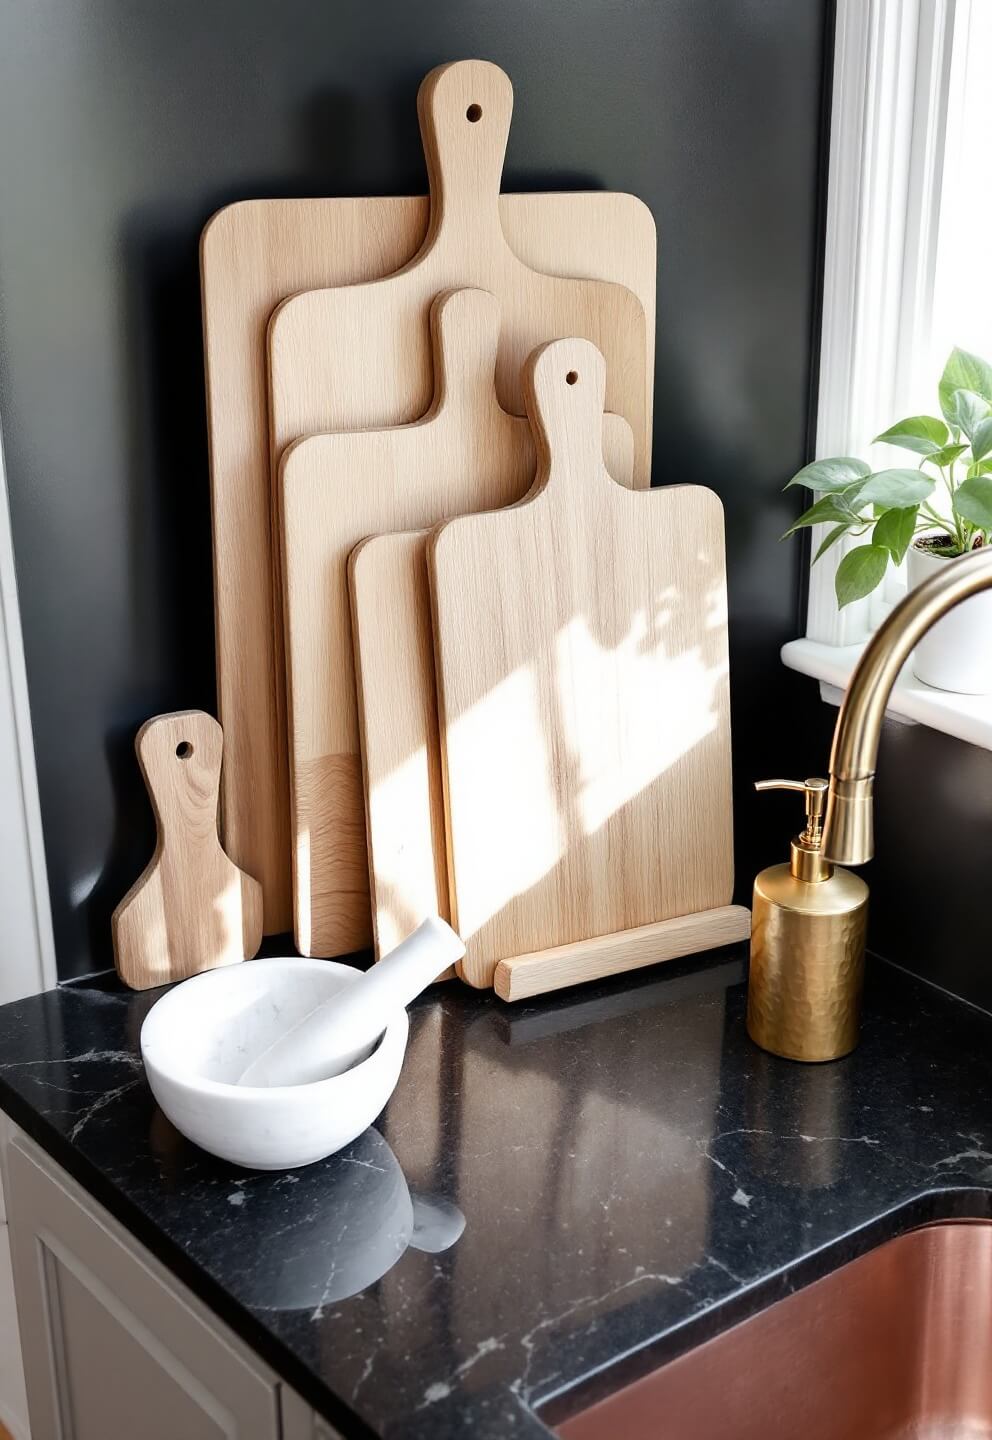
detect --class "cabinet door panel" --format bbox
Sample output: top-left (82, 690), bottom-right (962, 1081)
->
top-left (280, 1385), bottom-right (346, 1440)
top-left (6, 1134), bottom-right (278, 1440)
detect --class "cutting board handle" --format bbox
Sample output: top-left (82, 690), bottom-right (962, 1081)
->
top-left (429, 287), bottom-right (503, 421)
top-left (418, 61), bottom-right (512, 248)
top-left (137, 710), bottom-right (224, 836)
top-left (523, 338), bottom-right (609, 501)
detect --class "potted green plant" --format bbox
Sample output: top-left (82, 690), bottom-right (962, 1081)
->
top-left (784, 347), bottom-right (992, 694)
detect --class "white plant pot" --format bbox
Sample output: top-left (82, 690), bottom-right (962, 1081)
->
top-left (906, 544), bottom-right (992, 695)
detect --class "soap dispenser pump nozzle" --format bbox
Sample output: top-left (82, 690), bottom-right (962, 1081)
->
top-left (755, 777), bottom-right (832, 883)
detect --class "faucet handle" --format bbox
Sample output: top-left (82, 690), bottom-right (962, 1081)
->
top-left (755, 777), bottom-right (829, 848)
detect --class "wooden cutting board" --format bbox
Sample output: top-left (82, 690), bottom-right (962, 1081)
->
top-left (349, 530), bottom-right (451, 961)
top-left (429, 337), bottom-right (743, 993)
top-left (349, 434), bottom-right (636, 963)
top-left (281, 287), bottom-right (634, 957)
top-left (269, 61), bottom-right (650, 478)
top-left (202, 78), bottom-right (656, 940)
top-left (111, 712), bottom-right (262, 990)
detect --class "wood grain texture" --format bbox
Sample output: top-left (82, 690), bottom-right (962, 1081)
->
top-left (348, 400), bottom-right (634, 963)
top-left (429, 337), bottom-right (735, 990)
top-left (349, 531), bottom-right (450, 962)
top-left (282, 287), bottom-right (634, 956)
top-left (204, 170), bottom-right (654, 939)
top-left (111, 712), bottom-right (262, 990)
top-left (494, 906), bottom-right (752, 1001)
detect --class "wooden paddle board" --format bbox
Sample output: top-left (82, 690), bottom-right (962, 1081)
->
top-left (429, 338), bottom-right (738, 991)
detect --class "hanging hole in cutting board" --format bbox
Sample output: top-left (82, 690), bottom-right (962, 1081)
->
top-left (176, 741), bottom-right (193, 760)
top-left (466, 103), bottom-right (482, 122)
top-left (566, 370), bottom-right (579, 385)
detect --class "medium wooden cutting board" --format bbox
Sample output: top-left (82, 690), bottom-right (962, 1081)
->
top-left (203, 110), bottom-right (655, 939)
top-left (281, 287), bottom-right (634, 956)
top-left (429, 338), bottom-right (739, 992)
top-left (349, 531), bottom-right (450, 961)
top-left (349, 425), bottom-right (635, 964)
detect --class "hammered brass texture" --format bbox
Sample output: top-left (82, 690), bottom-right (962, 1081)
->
top-left (746, 863), bottom-right (868, 1062)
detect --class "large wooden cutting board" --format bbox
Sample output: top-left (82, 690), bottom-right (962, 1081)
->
top-left (203, 111), bottom-right (656, 939)
top-left (429, 338), bottom-right (738, 991)
top-left (269, 62), bottom-right (650, 479)
top-left (349, 432), bottom-right (635, 963)
top-left (281, 287), bottom-right (634, 957)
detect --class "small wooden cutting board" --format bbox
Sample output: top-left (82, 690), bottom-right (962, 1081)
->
top-left (281, 287), bottom-right (634, 956)
top-left (111, 712), bottom-right (262, 990)
top-left (429, 338), bottom-right (738, 991)
top-left (202, 79), bottom-right (656, 940)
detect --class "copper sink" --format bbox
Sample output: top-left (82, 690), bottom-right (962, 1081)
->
top-left (556, 1222), bottom-right (992, 1439)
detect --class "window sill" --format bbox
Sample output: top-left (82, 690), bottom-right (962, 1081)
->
top-left (781, 637), bottom-right (992, 752)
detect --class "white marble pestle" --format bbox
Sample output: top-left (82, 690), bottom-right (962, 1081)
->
top-left (237, 917), bottom-right (464, 1087)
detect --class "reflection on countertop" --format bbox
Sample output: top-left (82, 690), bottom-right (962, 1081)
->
top-left (1, 947), bottom-right (991, 1439)
top-left (220, 1126), bottom-right (465, 1313)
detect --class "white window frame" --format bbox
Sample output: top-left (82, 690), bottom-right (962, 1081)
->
top-left (0, 419), bottom-right (56, 1003)
top-left (782, 0), bottom-right (992, 750)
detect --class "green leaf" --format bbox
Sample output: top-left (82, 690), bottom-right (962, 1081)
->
top-left (872, 506), bottom-right (917, 565)
top-left (813, 523), bottom-right (850, 563)
top-left (855, 469), bottom-right (935, 508)
top-left (926, 442), bottom-right (969, 468)
top-left (970, 417), bottom-right (992, 463)
top-left (952, 474), bottom-right (992, 533)
top-left (835, 545), bottom-right (890, 608)
top-left (939, 348), bottom-right (992, 422)
top-left (944, 388), bottom-right (991, 441)
top-left (784, 457), bottom-right (871, 493)
top-left (781, 493), bottom-right (861, 539)
top-left (873, 415), bottom-right (948, 455)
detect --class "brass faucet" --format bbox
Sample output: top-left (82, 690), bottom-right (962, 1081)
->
top-left (822, 546), bottom-right (992, 864)
top-left (747, 546), bottom-right (992, 1064)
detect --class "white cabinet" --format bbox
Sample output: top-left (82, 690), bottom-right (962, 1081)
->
top-left (3, 1129), bottom-right (342, 1440)
top-left (0, 1115), bottom-right (30, 1440)
top-left (280, 1387), bottom-right (345, 1440)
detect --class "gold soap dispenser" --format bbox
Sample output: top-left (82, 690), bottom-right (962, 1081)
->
top-left (747, 778), bottom-right (869, 1063)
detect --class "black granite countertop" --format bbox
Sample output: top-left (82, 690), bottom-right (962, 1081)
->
top-left (1, 947), bottom-right (991, 1438)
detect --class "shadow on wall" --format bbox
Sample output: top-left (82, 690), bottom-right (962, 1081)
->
top-left (86, 720), bottom-right (157, 973)
top-left (85, 218), bottom-right (215, 966)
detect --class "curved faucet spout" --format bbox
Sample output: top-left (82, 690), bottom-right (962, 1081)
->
top-left (822, 546), bottom-right (992, 864)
